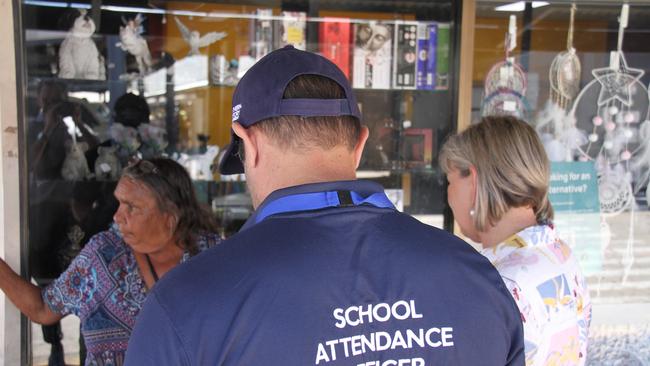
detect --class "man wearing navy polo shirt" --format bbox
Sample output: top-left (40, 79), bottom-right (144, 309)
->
top-left (125, 46), bottom-right (524, 366)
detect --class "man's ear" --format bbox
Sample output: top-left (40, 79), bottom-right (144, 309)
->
top-left (353, 126), bottom-right (370, 169)
top-left (232, 123), bottom-right (259, 169)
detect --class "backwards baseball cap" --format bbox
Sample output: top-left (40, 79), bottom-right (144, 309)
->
top-left (218, 45), bottom-right (362, 175)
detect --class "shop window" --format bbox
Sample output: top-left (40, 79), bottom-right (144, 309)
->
top-left (472, 1), bottom-right (650, 364)
top-left (19, 0), bottom-right (456, 363)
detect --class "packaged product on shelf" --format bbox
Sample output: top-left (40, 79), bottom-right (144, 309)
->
top-left (435, 23), bottom-right (450, 90)
top-left (319, 17), bottom-right (352, 78)
top-left (353, 21), bottom-right (393, 89)
top-left (277, 11), bottom-right (306, 50)
top-left (415, 23), bottom-right (437, 90)
top-left (393, 21), bottom-right (418, 89)
top-left (252, 9), bottom-right (274, 60)
top-left (426, 23), bottom-right (438, 90)
top-left (210, 54), bottom-right (228, 85)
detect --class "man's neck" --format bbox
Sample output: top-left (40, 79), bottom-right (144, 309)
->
top-left (251, 146), bottom-right (358, 208)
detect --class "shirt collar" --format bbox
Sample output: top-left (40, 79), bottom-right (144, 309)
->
top-left (240, 180), bottom-right (391, 232)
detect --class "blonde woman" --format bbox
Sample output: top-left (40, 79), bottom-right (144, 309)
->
top-left (440, 116), bottom-right (591, 365)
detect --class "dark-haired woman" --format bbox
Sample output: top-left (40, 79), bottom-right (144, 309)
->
top-left (0, 158), bottom-right (220, 366)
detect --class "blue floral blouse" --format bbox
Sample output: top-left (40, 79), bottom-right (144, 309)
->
top-left (42, 227), bottom-right (220, 366)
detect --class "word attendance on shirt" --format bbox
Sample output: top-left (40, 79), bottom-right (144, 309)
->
top-left (315, 300), bottom-right (455, 365)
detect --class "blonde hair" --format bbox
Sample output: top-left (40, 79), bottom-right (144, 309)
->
top-left (439, 116), bottom-right (554, 231)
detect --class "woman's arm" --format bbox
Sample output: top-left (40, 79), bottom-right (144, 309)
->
top-left (0, 258), bottom-right (63, 325)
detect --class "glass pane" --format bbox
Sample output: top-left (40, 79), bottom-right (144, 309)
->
top-left (472, 2), bottom-right (650, 364)
top-left (20, 0), bottom-right (456, 364)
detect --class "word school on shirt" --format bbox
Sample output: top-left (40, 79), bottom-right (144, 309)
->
top-left (315, 300), bottom-right (455, 365)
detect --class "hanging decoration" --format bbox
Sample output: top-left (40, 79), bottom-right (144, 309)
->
top-left (568, 4), bottom-right (650, 286)
top-left (549, 4), bottom-right (581, 110)
top-left (570, 4), bottom-right (648, 210)
top-left (536, 4), bottom-right (586, 162)
top-left (482, 15), bottom-right (530, 119)
top-left (535, 100), bottom-right (587, 162)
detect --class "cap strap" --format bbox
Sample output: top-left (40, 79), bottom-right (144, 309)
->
top-left (277, 98), bottom-right (354, 117)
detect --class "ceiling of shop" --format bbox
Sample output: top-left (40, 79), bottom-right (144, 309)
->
top-left (477, 2), bottom-right (650, 24)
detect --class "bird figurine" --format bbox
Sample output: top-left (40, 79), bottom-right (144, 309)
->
top-left (174, 16), bottom-right (227, 56)
top-left (117, 14), bottom-right (153, 75)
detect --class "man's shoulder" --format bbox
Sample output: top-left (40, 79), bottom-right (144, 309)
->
top-left (146, 210), bottom-right (522, 364)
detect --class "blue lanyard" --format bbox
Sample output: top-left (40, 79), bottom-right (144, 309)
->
top-left (254, 190), bottom-right (396, 224)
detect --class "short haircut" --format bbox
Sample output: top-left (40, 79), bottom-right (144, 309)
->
top-left (439, 116), bottom-right (554, 231)
top-left (251, 74), bottom-right (361, 152)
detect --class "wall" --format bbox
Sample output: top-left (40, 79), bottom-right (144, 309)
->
top-left (0, 0), bottom-right (23, 364)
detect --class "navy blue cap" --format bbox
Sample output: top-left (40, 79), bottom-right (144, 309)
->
top-left (218, 46), bottom-right (362, 175)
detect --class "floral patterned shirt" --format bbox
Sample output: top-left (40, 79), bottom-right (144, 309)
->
top-left (481, 224), bottom-right (592, 366)
top-left (42, 227), bottom-right (221, 366)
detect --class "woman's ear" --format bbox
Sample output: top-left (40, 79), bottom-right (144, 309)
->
top-left (166, 213), bottom-right (178, 239)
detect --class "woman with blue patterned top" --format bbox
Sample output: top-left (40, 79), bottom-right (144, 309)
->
top-left (0, 158), bottom-right (221, 365)
top-left (440, 116), bottom-right (591, 366)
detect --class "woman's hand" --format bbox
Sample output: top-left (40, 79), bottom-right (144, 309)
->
top-left (0, 258), bottom-right (63, 325)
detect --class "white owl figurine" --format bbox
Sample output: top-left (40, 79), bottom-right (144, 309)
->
top-left (174, 16), bottom-right (227, 56)
top-left (58, 9), bottom-right (106, 80)
top-left (117, 14), bottom-right (152, 75)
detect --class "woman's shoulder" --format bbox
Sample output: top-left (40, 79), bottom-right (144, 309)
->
top-left (490, 225), bottom-right (584, 292)
top-left (197, 231), bottom-right (222, 247)
top-left (180, 231), bottom-right (221, 263)
top-left (82, 227), bottom-right (129, 262)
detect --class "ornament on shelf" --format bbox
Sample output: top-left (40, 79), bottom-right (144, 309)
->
top-left (60, 116), bottom-right (91, 181)
top-left (94, 146), bottom-right (121, 181)
top-left (138, 123), bottom-right (169, 158)
top-left (117, 14), bottom-right (152, 75)
top-left (110, 123), bottom-right (141, 162)
top-left (549, 4), bottom-right (581, 110)
top-left (174, 16), bottom-right (227, 57)
top-left (482, 15), bottom-right (529, 119)
top-left (58, 9), bottom-right (106, 80)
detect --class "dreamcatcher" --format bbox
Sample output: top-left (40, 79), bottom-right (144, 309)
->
top-left (534, 5), bottom-right (585, 162)
top-left (482, 15), bottom-right (530, 119)
top-left (549, 4), bottom-right (581, 110)
top-left (535, 101), bottom-right (586, 162)
top-left (569, 4), bottom-right (650, 285)
top-left (571, 4), bottom-right (648, 211)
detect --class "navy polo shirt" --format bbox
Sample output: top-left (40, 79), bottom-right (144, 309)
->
top-left (125, 180), bottom-right (524, 366)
